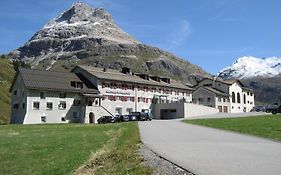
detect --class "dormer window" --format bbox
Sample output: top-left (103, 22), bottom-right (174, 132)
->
top-left (71, 81), bottom-right (83, 89)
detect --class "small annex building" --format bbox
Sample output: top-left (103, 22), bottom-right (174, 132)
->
top-left (10, 68), bottom-right (100, 124)
top-left (192, 77), bottom-right (255, 113)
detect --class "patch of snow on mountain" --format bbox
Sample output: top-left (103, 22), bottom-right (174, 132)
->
top-left (218, 56), bottom-right (281, 79)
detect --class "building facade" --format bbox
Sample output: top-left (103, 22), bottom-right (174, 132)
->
top-left (11, 66), bottom-right (194, 124)
top-left (72, 66), bottom-right (194, 118)
top-left (10, 67), bottom-right (255, 124)
top-left (192, 78), bottom-right (255, 113)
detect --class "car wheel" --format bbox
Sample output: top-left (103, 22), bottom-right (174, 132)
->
top-left (272, 110), bottom-right (277, 114)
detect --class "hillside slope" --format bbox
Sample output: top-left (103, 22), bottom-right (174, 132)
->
top-left (0, 58), bottom-right (15, 123)
top-left (241, 76), bottom-right (281, 104)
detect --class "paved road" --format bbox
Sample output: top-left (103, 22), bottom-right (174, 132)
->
top-left (139, 119), bottom-right (281, 175)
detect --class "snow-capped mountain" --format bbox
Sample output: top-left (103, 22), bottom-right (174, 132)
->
top-left (218, 56), bottom-right (281, 79)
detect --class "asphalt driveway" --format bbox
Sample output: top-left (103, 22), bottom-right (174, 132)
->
top-left (139, 119), bottom-right (281, 175)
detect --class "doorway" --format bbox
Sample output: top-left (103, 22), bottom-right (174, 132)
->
top-left (89, 112), bottom-right (95, 123)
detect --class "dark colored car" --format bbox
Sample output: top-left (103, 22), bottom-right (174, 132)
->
top-left (271, 105), bottom-right (281, 114)
top-left (122, 115), bottom-right (130, 122)
top-left (115, 115), bottom-right (130, 122)
top-left (265, 103), bottom-right (279, 113)
top-left (97, 116), bottom-right (115, 124)
top-left (130, 112), bottom-right (151, 121)
top-left (251, 106), bottom-right (266, 112)
top-left (129, 114), bottom-right (137, 121)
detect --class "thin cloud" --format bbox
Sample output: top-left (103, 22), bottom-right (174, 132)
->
top-left (168, 19), bottom-right (191, 49)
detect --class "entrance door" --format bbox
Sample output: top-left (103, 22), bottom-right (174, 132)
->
top-left (218, 106), bottom-right (223, 112)
top-left (223, 106), bottom-right (228, 113)
top-left (89, 112), bottom-right (95, 123)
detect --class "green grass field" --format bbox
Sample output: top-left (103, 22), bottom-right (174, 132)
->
top-left (0, 123), bottom-right (152, 175)
top-left (184, 115), bottom-right (281, 141)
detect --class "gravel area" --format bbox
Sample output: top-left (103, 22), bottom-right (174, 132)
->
top-left (139, 144), bottom-right (195, 175)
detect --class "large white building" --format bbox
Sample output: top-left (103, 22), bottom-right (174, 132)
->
top-left (10, 66), bottom-right (194, 124)
top-left (10, 67), bottom-right (255, 124)
top-left (192, 78), bottom-right (255, 113)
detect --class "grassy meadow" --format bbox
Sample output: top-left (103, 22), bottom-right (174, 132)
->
top-left (0, 123), bottom-right (152, 175)
top-left (184, 115), bottom-right (281, 141)
top-left (0, 58), bottom-right (15, 124)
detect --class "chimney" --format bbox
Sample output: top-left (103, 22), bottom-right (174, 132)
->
top-left (121, 67), bottom-right (130, 74)
top-left (212, 76), bottom-right (217, 87)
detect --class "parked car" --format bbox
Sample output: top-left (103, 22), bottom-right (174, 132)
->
top-left (115, 115), bottom-right (122, 122)
top-left (130, 112), bottom-right (151, 121)
top-left (271, 105), bottom-right (281, 114)
top-left (97, 116), bottom-right (115, 124)
top-left (129, 114), bottom-right (137, 121)
top-left (251, 105), bottom-right (266, 112)
top-left (265, 103), bottom-right (279, 113)
top-left (122, 115), bottom-right (130, 122)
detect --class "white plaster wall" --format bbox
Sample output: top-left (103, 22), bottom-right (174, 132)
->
top-left (24, 90), bottom-right (83, 124)
top-left (229, 82), bottom-right (244, 113)
top-left (98, 82), bottom-right (192, 116)
top-left (242, 91), bottom-right (255, 112)
top-left (215, 97), bottom-right (231, 113)
top-left (184, 103), bottom-right (219, 118)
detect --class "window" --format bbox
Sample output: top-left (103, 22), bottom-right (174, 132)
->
top-left (243, 94), bottom-right (246, 104)
top-left (41, 116), bottom-right (46, 123)
top-left (237, 93), bottom-right (241, 103)
top-left (14, 90), bottom-right (17, 96)
top-left (33, 102), bottom-right (40, 110)
top-left (59, 93), bottom-right (66, 98)
top-left (13, 103), bottom-right (19, 109)
top-left (40, 92), bottom-right (45, 99)
top-left (115, 107), bottom-right (122, 115)
top-left (58, 101), bottom-right (66, 109)
top-left (207, 97), bottom-right (211, 103)
top-left (95, 100), bottom-right (99, 105)
top-left (250, 93), bottom-right (253, 96)
top-left (71, 81), bottom-right (83, 89)
top-left (73, 112), bottom-right (78, 119)
top-left (218, 98), bottom-right (221, 102)
top-left (61, 117), bottom-right (66, 122)
top-left (22, 103), bottom-right (25, 109)
top-left (231, 92), bottom-right (236, 103)
top-left (46, 102), bottom-right (53, 110)
top-left (126, 108), bottom-right (133, 114)
top-left (73, 100), bottom-right (81, 106)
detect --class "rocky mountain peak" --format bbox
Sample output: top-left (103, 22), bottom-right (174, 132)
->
top-left (8, 2), bottom-right (208, 84)
top-left (44, 2), bottom-right (113, 28)
top-left (27, 2), bottom-right (139, 44)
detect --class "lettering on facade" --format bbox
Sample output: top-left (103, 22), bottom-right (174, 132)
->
top-left (105, 90), bottom-right (131, 96)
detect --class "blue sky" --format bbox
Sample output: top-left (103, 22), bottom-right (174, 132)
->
top-left (0, 0), bottom-right (280, 74)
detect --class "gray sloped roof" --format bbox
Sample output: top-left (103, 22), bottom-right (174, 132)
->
top-left (78, 65), bottom-right (194, 91)
top-left (18, 68), bottom-right (98, 94)
top-left (198, 86), bottom-right (230, 97)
